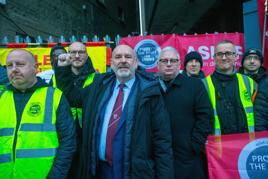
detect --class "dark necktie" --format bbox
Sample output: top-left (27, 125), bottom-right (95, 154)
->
top-left (106, 84), bottom-right (124, 165)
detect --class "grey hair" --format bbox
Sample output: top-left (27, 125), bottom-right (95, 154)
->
top-left (159, 46), bottom-right (180, 60)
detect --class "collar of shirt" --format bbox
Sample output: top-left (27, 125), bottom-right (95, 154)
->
top-left (98, 75), bottom-right (136, 161)
top-left (114, 76), bottom-right (136, 91)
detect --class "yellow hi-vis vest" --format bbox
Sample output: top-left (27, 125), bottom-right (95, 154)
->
top-left (202, 73), bottom-right (255, 136)
top-left (71, 73), bottom-right (95, 128)
top-left (52, 73), bottom-right (95, 128)
top-left (0, 87), bottom-right (62, 179)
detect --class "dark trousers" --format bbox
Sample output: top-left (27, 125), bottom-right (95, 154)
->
top-left (96, 161), bottom-right (114, 179)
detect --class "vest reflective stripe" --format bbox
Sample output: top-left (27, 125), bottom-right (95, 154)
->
top-left (0, 154), bottom-right (11, 163)
top-left (16, 148), bottom-right (57, 158)
top-left (20, 87), bottom-right (56, 132)
top-left (0, 128), bottom-right (14, 137)
top-left (71, 73), bottom-right (95, 128)
top-left (245, 106), bottom-right (253, 113)
top-left (20, 124), bottom-right (56, 131)
top-left (0, 87), bottom-right (62, 179)
top-left (203, 74), bottom-right (255, 135)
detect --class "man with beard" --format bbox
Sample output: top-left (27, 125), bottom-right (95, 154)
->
top-left (55, 44), bottom-right (173, 179)
top-left (0, 49), bottom-right (76, 179)
top-left (58, 41), bottom-right (96, 178)
top-left (62, 42), bottom-right (96, 127)
top-left (157, 46), bottom-right (213, 179)
top-left (238, 48), bottom-right (267, 86)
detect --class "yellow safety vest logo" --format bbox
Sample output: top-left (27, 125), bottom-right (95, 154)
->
top-left (27, 102), bottom-right (42, 117)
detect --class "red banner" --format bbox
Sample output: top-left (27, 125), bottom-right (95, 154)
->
top-left (206, 131), bottom-right (268, 179)
top-left (120, 33), bottom-right (244, 75)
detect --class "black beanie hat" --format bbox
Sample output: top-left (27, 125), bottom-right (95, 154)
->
top-left (50, 43), bottom-right (66, 57)
top-left (184, 51), bottom-right (203, 68)
top-left (242, 48), bottom-right (263, 65)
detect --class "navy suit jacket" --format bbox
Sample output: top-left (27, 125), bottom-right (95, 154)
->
top-left (96, 80), bottom-right (137, 179)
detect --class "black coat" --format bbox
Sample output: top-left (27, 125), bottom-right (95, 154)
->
top-left (55, 66), bottom-right (174, 179)
top-left (4, 78), bottom-right (76, 179)
top-left (67, 58), bottom-right (95, 178)
top-left (159, 74), bottom-right (213, 179)
top-left (254, 77), bottom-right (268, 131)
top-left (0, 65), bottom-right (9, 85)
top-left (238, 66), bottom-right (267, 84)
top-left (182, 69), bottom-right (205, 79)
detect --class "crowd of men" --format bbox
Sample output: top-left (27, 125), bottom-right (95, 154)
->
top-left (0, 39), bottom-right (267, 179)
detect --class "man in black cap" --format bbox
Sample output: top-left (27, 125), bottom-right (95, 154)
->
top-left (238, 48), bottom-right (267, 85)
top-left (37, 43), bottom-right (67, 84)
top-left (183, 51), bottom-right (205, 78)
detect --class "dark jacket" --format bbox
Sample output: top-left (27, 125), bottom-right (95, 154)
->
top-left (182, 69), bottom-right (205, 79)
top-left (64, 58), bottom-right (95, 179)
top-left (5, 78), bottom-right (76, 179)
top-left (254, 77), bottom-right (268, 131)
top-left (49, 57), bottom-right (95, 87)
top-left (0, 65), bottom-right (9, 86)
top-left (159, 74), bottom-right (213, 179)
top-left (210, 71), bottom-right (250, 134)
top-left (55, 66), bottom-right (174, 179)
top-left (238, 66), bottom-right (267, 84)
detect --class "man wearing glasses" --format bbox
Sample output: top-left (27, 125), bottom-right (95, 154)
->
top-left (202, 40), bottom-right (256, 136)
top-left (157, 46), bottom-right (213, 179)
top-left (58, 41), bottom-right (96, 178)
top-left (238, 48), bottom-right (266, 85)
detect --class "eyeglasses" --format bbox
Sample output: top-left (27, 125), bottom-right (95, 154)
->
top-left (244, 55), bottom-right (260, 61)
top-left (69, 50), bottom-right (86, 56)
top-left (214, 51), bottom-right (236, 58)
top-left (159, 58), bottom-right (179, 64)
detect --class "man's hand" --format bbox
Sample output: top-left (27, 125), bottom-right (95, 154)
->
top-left (58, 53), bottom-right (71, 66)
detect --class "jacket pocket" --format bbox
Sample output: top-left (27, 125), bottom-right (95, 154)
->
top-left (132, 159), bottom-right (155, 179)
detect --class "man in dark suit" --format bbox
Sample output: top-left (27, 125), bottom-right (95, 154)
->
top-left (55, 44), bottom-right (173, 179)
top-left (157, 46), bottom-right (213, 179)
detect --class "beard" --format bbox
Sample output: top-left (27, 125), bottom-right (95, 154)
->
top-left (112, 64), bottom-right (136, 80)
top-left (116, 69), bottom-right (132, 78)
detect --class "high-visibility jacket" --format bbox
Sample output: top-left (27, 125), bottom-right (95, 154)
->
top-left (52, 73), bottom-right (95, 127)
top-left (0, 87), bottom-right (62, 179)
top-left (71, 73), bottom-right (95, 127)
top-left (202, 73), bottom-right (255, 135)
